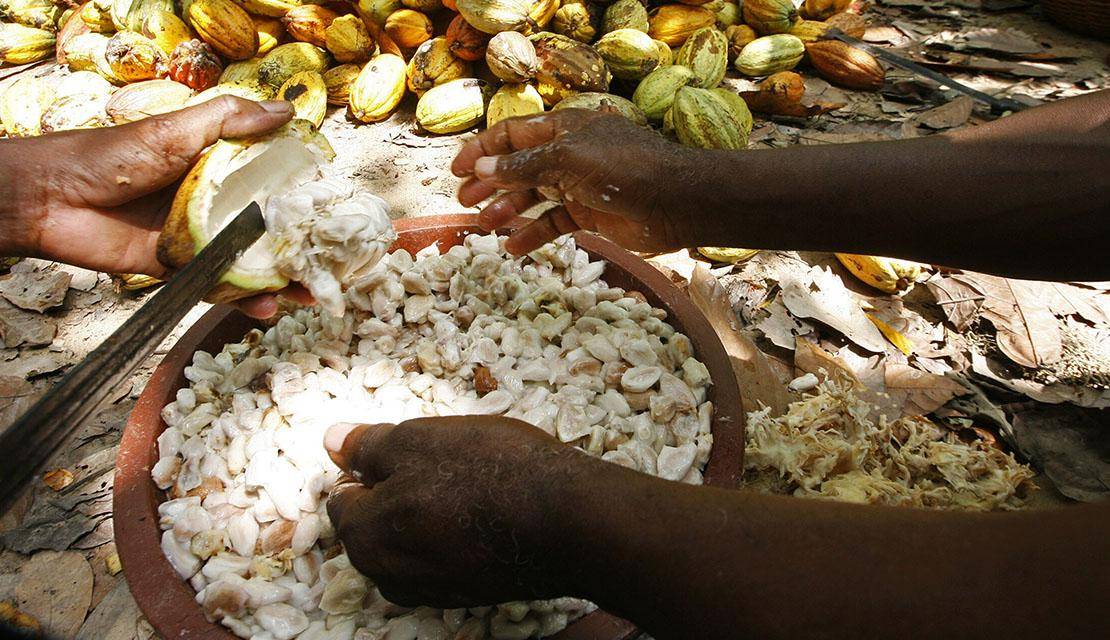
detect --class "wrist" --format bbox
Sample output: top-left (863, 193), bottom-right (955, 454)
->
top-left (0, 139), bottom-right (45, 256)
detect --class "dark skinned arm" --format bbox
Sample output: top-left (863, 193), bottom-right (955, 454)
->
top-left (453, 89), bottom-right (1110, 281)
top-left (325, 418), bottom-right (1109, 640)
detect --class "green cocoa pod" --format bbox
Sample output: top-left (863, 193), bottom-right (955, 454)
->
top-left (674, 26), bottom-right (727, 88)
top-left (733, 33), bottom-right (804, 76)
top-left (631, 63), bottom-right (696, 122)
top-left (672, 86), bottom-right (746, 150)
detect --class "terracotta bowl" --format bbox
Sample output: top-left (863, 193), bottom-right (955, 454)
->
top-left (114, 215), bottom-right (745, 640)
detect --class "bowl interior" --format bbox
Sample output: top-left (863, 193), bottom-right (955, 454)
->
top-left (114, 217), bottom-right (744, 640)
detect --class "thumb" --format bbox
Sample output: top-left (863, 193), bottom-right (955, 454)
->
top-left (472, 141), bottom-right (564, 193)
top-left (66, 96), bottom-right (294, 208)
top-left (323, 422), bottom-right (397, 484)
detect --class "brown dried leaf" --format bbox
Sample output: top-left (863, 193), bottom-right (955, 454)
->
top-left (0, 270), bottom-right (72, 312)
top-left (883, 363), bottom-right (968, 416)
top-left (908, 96), bottom-right (974, 130)
top-left (15, 551), bottom-right (93, 639)
top-left (689, 266), bottom-right (792, 416)
top-left (1041, 282), bottom-right (1110, 325)
top-left (954, 274), bottom-right (1062, 368)
top-left (926, 274), bottom-right (985, 331)
top-left (0, 299), bottom-right (56, 347)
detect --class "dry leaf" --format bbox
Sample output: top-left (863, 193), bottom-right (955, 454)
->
top-left (0, 269), bottom-right (72, 312)
top-left (739, 91), bottom-right (843, 117)
top-left (75, 580), bottom-right (142, 640)
top-left (689, 266), bottom-right (792, 416)
top-left (0, 299), bottom-right (56, 347)
top-left (926, 274), bottom-right (985, 331)
top-left (867, 313), bottom-right (914, 356)
top-left (1041, 282), bottom-right (1110, 325)
top-left (15, 550), bottom-right (93, 639)
top-left (954, 274), bottom-right (1062, 368)
top-left (781, 266), bottom-right (887, 353)
top-left (884, 363), bottom-right (968, 416)
top-left (755, 297), bottom-right (815, 349)
top-left (42, 469), bottom-right (74, 492)
top-left (1007, 402), bottom-right (1110, 503)
top-left (908, 96), bottom-right (974, 130)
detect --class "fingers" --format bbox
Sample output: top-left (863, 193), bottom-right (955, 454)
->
top-left (324, 422), bottom-right (397, 483)
top-left (504, 205), bottom-right (581, 256)
top-left (478, 191), bottom-right (541, 231)
top-left (67, 97), bottom-right (294, 208)
top-left (279, 283), bottom-right (316, 307)
top-left (232, 295), bottom-right (279, 320)
top-left (457, 177), bottom-right (498, 208)
top-left (452, 109), bottom-right (601, 178)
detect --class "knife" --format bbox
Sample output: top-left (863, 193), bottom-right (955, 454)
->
top-left (0, 202), bottom-right (267, 514)
top-left (822, 27), bottom-right (1028, 114)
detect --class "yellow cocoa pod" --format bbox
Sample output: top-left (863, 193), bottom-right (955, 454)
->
top-left (733, 33), bottom-right (803, 76)
top-left (710, 86), bottom-right (752, 135)
top-left (486, 82), bottom-right (543, 127)
top-left (276, 70), bottom-right (327, 127)
top-left (282, 5), bottom-right (337, 48)
top-left (455, 0), bottom-right (533, 35)
top-left (804, 39), bottom-right (885, 90)
top-left (142, 10), bottom-right (194, 56)
top-left (325, 14), bottom-right (374, 64)
top-left (323, 62), bottom-right (360, 105)
top-left (631, 63), bottom-right (696, 122)
top-left (2, 0), bottom-right (62, 32)
top-left (185, 79), bottom-right (273, 106)
top-left (801, 0), bottom-right (851, 21)
top-left (648, 5), bottom-right (714, 47)
top-left (187, 0), bottom-right (258, 61)
top-left (110, 0), bottom-right (174, 33)
top-left (258, 42), bottom-right (330, 88)
top-left (595, 28), bottom-right (662, 80)
top-left (788, 19), bottom-right (830, 42)
top-left (219, 58), bottom-right (262, 84)
top-left (698, 247), bottom-right (759, 263)
top-left (348, 52), bottom-right (406, 122)
top-left (384, 9), bottom-right (432, 48)
top-left (653, 38), bottom-right (672, 65)
top-left (485, 30), bottom-right (536, 83)
top-left (105, 78), bottom-right (193, 123)
top-left (530, 31), bottom-right (611, 106)
top-left (0, 22), bottom-right (55, 64)
top-left (416, 77), bottom-right (492, 134)
top-left (603, 0), bottom-right (649, 34)
top-left (80, 0), bottom-right (115, 32)
top-left (105, 30), bottom-right (166, 82)
top-left (672, 86), bottom-right (746, 150)
top-left (63, 31), bottom-right (123, 82)
top-left (252, 16), bottom-right (286, 56)
top-left (553, 91), bottom-right (646, 125)
top-left (674, 26), bottom-right (727, 88)
top-left (835, 253), bottom-right (922, 294)
top-left (0, 74), bottom-right (55, 137)
top-left (528, 0), bottom-right (558, 32)
top-left (551, 1), bottom-right (595, 43)
top-left (402, 0), bottom-right (441, 11)
top-left (238, 0), bottom-right (298, 18)
top-left (356, 0), bottom-right (402, 26)
top-left (38, 70), bottom-right (113, 134)
top-left (407, 36), bottom-right (470, 95)
top-left (742, 0), bottom-right (799, 35)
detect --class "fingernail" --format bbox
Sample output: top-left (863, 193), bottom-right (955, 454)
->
top-left (475, 156), bottom-right (499, 179)
top-left (259, 100), bottom-right (293, 115)
top-left (325, 422), bottom-right (358, 455)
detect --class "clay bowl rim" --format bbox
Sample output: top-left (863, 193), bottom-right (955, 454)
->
top-left (113, 215), bottom-right (744, 640)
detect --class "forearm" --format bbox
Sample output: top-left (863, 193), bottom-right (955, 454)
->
top-left (0, 138), bottom-right (43, 256)
top-left (679, 91), bottom-right (1110, 280)
top-left (562, 465), bottom-right (1109, 639)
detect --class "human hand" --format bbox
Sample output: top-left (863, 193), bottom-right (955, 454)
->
top-left (1, 96), bottom-right (311, 318)
top-left (451, 109), bottom-right (705, 255)
top-left (324, 416), bottom-right (606, 607)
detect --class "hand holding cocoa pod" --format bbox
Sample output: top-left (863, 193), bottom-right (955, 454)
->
top-left (452, 108), bottom-right (707, 255)
top-left (0, 95), bottom-right (312, 318)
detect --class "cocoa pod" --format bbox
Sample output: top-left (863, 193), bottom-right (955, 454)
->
top-left (416, 77), bottom-right (492, 134)
top-left (486, 30), bottom-right (536, 83)
top-left (531, 31), bottom-right (611, 106)
top-left (348, 52), bottom-right (406, 122)
top-left (105, 30), bottom-right (166, 82)
top-left (384, 8), bottom-right (432, 48)
top-left (258, 42), bottom-right (330, 88)
top-left (455, 0), bottom-right (533, 35)
top-left (486, 82), bottom-right (543, 127)
top-left (595, 27), bottom-right (662, 80)
top-left (603, 0), bottom-right (649, 34)
top-left (742, 0), bottom-right (799, 35)
top-left (800, 0), bottom-right (851, 21)
top-left (446, 12), bottom-right (489, 62)
top-left (142, 10), bottom-right (193, 56)
top-left (187, 0), bottom-right (258, 61)
top-left (674, 25), bottom-right (727, 88)
top-left (805, 39), bottom-right (884, 89)
top-left (167, 39), bottom-right (222, 91)
top-left (551, 0), bottom-right (596, 43)
top-left (672, 86), bottom-right (746, 150)
top-left (323, 62), bottom-right (361, 105)
top-left (648, 5), bottom-right (714, 47)
top-left (282, 5), bottom-right (338, 48)
top-left (733, 33), bottom-right (804, 76)
top-left (325, 14), bottom-right (374, 64)
top-left (724, 24), bottom-right (756, 61)
top-left (407, 36), bottom-right (470, 95)
top-left (554, 90), bottom-right (646, 125)
top-left (631, 63), bottom-right (697, 122)
top-left (106, 78), bottom-right (193, 123)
